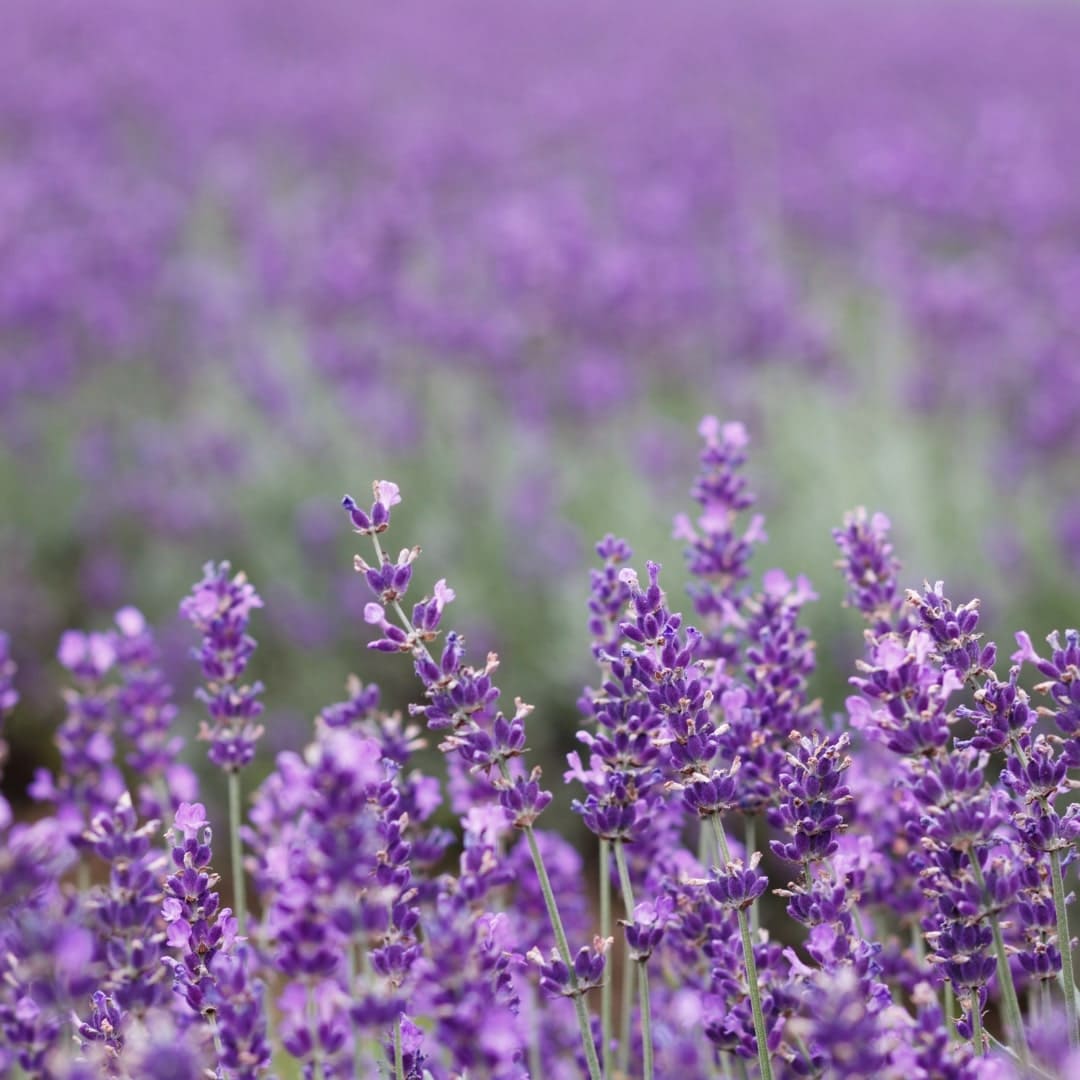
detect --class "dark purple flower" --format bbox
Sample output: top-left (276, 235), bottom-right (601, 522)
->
top-left (342, 481), bottom-right (402, 536)
top-left (529, 938), bottom-right (610, 1000)
top-left (707, 854), bottom-right (769, 911)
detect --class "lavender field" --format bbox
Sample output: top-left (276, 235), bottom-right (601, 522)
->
top-left (2, 1), bottom-right (1079, 1077)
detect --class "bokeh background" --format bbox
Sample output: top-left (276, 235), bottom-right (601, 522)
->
top-left (3, 0), bottom-right (1078, 822)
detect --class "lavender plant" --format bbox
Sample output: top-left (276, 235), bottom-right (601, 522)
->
top-left (2, 416), bottom-right (1078, 1078)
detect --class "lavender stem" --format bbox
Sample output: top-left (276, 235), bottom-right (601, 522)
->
top-left (393, 1014), bottom-right (404, 1080)
top-left (1050, 847), bottom-right (1078, 1046)
top-left (711, 817), bottom-right (773, 1080)
top-left (745, 815), bottom-right (760, 937)
top-left (369, 529), bottom-right (604, 1080)
top-left (520, 811), bottom-right (603, 1080)
top-left (227, 768), bottom-right (247, 939)
top-left (600, 839), bottom-right (614, 1077)
top-left (970, 858), bottom-right (1028, 1065)
top-left (614, 840), bottom-right (654, 1080)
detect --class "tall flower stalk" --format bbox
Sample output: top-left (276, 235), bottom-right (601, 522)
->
top-left (180, 562), bottom-right (265, 939)
top-left (343, 482), bottom-right (603, 1080)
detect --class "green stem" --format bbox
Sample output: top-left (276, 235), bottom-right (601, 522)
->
top-left (522, 818), bottom-right (603, 1080)
top-left (209, 1015), bottom-right (228, 1077)
top-left (309, 982), bottom-right (324, 1080)
top-left (1009, 734), bottom-right (1078, 1048)
top-left (745, 816), bottom-right (760, 937)
top-left (910, 923), bottom-right (926, 967)
top-left (369, 533), bottom-right (604, 1080)
top-left (639, 963), bottom-right (654, 1080)
top-left (970, 997), bottom-right (984, 1057)
top-left (614, 841), bottom-right (654, 1080)
top-left (971, 858), bottom-right (1028, 1065)
top-left (600, 840), bottom-right (613, 1078)
top-left (711, 818), bottom-right (773, 1080)
top-left (528, 987), bottom-right (544, 1080)
top-left (347, 940), bottom-right (362, 1078)
top-left (393, 1014), bottom-right (404, 1080)
top-left (619, 952), bottom-right (635, 1078)
top-left (697, 815), bottom-right (710, 866)
top-left (944, 981), bottom-right (956, 1042)
top-left (986, 1032), bottom-right (1058, 1080)
top-left (613, 838), bottom-right (635, 912)
top-left (227, 769), bottom-right (247, 939)
top-left (612, 848), bottom-right (632, 1074)
top-left (369, 529), bottom-right (602, 1080)
top-left (1050, 846), bottom-right (1078, 1046)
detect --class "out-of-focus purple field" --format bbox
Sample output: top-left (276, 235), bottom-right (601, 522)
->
top-left (2, 0), bottom-right (1078, 769)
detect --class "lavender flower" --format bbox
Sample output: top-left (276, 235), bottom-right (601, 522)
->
top-left (673, 416), bottom-right (765, 665)
top-left (833, 508), bottom-right (914, 637)
top-left (179, 562), bottom-right (265, 772)
top-left (344, 481), bottom-right (605, 1079)
top-left (30, 629), bottom-right (124, 840)
top-left (112, 606), bottom-right (195, 820)
top-left (81, 792), bottom-right (168, 1016)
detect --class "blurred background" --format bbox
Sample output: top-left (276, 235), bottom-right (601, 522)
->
top-left (2, 0), bottom-right (1078, 820)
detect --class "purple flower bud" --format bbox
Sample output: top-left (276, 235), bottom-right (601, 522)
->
top-left (708, 854), bottom-right (769, 910)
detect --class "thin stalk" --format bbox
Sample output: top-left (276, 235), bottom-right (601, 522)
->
top-left (910, 923), bottom-right (926, 967)
top-left (308, 982), bottom-right (324, 1080)
top-left (944, 982), bottom-right (956, 1041)
top-left (986, 1032), bottom-right (1058, 1080)
top-left (600, 840), bottom-right (613, 1078)
top-left (528, 987), bottom-right (544, 1080)
top-left (970, 998), bottom-right (985, 1057)
top-left (209, 1016), bottom-right (228, 1077)
top-left (971, 858), bottom-right (1029, 1065)
top-left (745, 816), bottom-right (759, 937)
top-left (639, 964), bottom-right (654, 1080)
top-left (697, 816), bottom-right (710, 866)
top-left (393, 1015), bottom-right (405, 1080)
top-left (521, 815), bottom-right (603, 1080)
top-left (711, 817), bottom-right (773, 1080)
top-left (614, 841), bottom-right (654, 1080)
top-left (850, 903), bottom-right (867, 942)
top-left (1009, 734), bottom-right (1078, 1047)
top-left (347, 940), bottom-right (363, 1078)
top-left (227, 769), bottom-right (247, 938)
top-left (1050, 846), bottom-right (1078, 1046)
top-left (369, 529), bottom-right (601, 1080)
top-left (618, 944), bottom-right (635, 1078)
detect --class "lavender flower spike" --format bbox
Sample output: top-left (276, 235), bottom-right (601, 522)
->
top-left (180, 561), bottom-right (265, 939)
top-left (179, 562), bottom-right (265, 773)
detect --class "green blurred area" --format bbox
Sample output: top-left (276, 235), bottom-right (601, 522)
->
top-left (3, 284), bottom-right (1074, 834)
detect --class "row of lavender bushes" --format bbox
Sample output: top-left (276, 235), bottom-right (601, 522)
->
top-left (2, 418), bottom-right (1077, 1077)
top-left (3, 0), bottom-right (1079, 746)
